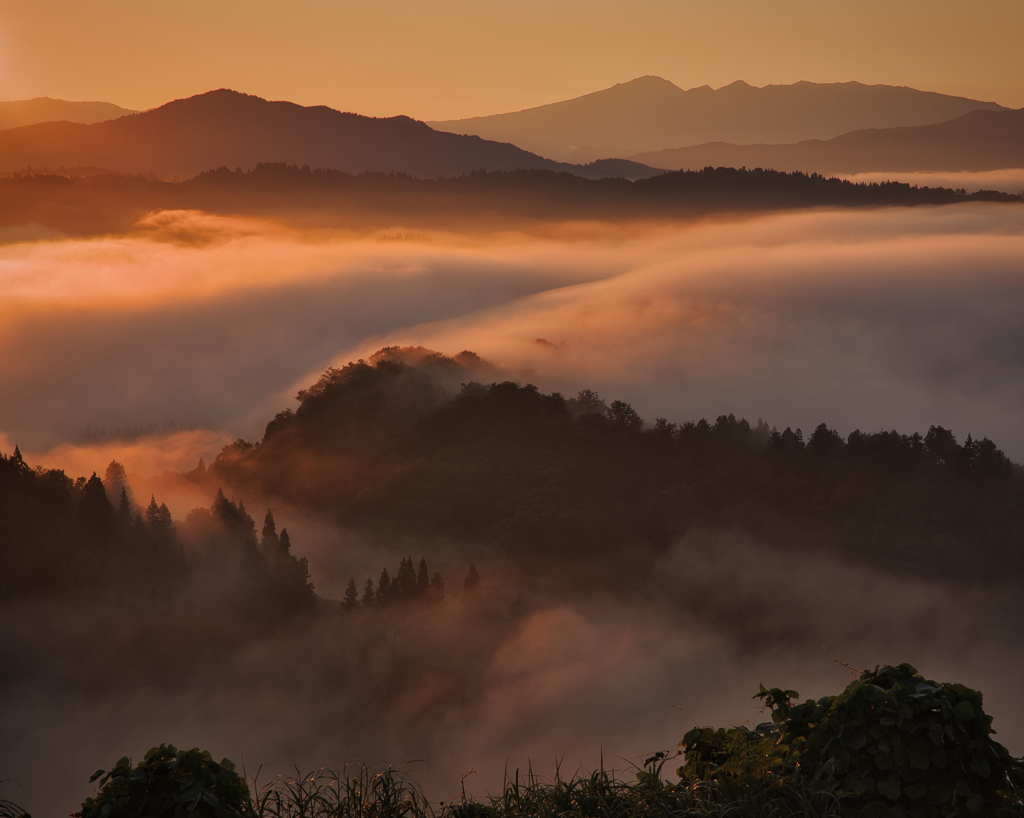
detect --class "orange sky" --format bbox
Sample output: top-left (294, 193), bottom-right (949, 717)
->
top-left (1, 0), bottom-right (1022, 119)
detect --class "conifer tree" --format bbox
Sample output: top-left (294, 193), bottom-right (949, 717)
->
top-left (395, 556), bottom-right (416, 599)
top-left (117, 488), bottom-right (133, 530)
top-left (279, 528), bottom-right (292, 555)
top-left (377, 567), bottom-right (391, 605)
top-left (361, 577), bottom-right (375, 607)
top-left (145, 496), bottom-right (160, 529)
top-left (260, 509), bottom-right (280, 559)
top-left (416, 557), bottom-right (429, 596)
top-left (464, 563), bottom-right (481, 595)
top-left (341, 578), bottom-right (359, 612)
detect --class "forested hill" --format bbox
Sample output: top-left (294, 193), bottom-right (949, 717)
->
top-left (207, 348), bottom-right (1024, 586)
top-left (0, 164), bottom-right (1017, 239)
top-left (0, 449), bottom-right (315, 616)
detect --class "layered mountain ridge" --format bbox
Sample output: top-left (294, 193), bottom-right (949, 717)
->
top-left (0, 97), bottom-right (138, 130)
top-left (428, 76), bottom-right (1008, 162)
top-left (0, 89), bottom-right (581, 179)
top-left (631, 107), bottom-right (1024, 174)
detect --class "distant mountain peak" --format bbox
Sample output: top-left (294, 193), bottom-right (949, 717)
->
top-left (428, 78), bottom-right (1008, 161)
top-left (0, 97), bottom-right (138, 130)
top-left (616, 75), bottom-right (679, 88)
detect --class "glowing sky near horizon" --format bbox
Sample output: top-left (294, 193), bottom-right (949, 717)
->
top-left (1, 0), bottom-right (1022, 119)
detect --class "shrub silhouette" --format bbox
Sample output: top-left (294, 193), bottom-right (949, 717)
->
top-left (75, 744), bottom-right (253, 818)
top-left (680, 663), bottom-right (1024, 817)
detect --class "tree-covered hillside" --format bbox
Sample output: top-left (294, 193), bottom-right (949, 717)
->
top-left (208, 347), bottom-right (1023, 587)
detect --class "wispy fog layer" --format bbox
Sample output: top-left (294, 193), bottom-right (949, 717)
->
top-left (2, 531), bottom-right (1022, 817)
top-left (3, 204), bottom-right (1023, 460)
top-left (338, 204), bottom-right (1024, 459)
top-left (2, 202), bottom-right (1023, 817)
top-left (843, 169), bottom-right (1024, 197)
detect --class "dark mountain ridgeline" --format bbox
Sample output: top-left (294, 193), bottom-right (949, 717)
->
top-left (427, 76), bottom-right (1008, 161)
top-left (632, 107), bottom-right (1024, 174)
top-left (0, 163), bottom-right (1016, 239)
top-left (0, 97), bottom-right (138, 130)
top-left (0, 89), bottom-right (574, 178)
top-left (205, 348), bottom-right (1024, 590)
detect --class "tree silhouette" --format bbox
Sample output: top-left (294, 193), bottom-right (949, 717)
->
top-left (377, 567), bottom-right (391, 606)
top-left (260, 509), bottom-right (280, 558)
top-left (341, 578), bottom-right (359, 612)
top-left (416, 557), bottom-right (429, 596)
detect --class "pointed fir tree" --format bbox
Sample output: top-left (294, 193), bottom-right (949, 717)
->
top-left (341, 578), bottom-right (360, 612)
top-left (361, 577), bottom-right (375, 607)
top-left (260, 509), bottom-right (280, 559)
top-left (416, 557), bottom-right (429, 596)
top-left (145, 496), bottom-right (161, 531)
top-left (463, 562), bottom-right (481, 595)
top-left (79, 473), bottom-right (114, 536)
top-left (279, 528), bottom-right (292, 555)
top-left (117, 487), bottom-right (133, 530)
top-left (377, 567), bottom-right (391, 606)
top-left (395, 556), bottom-right (417, 600)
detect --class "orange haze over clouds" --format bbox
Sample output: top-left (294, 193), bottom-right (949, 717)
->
top-left (1, 0), bottom-right (1023, 118)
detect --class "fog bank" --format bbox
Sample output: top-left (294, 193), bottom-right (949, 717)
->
top-left (3, 204), bottom-right (1022, 460)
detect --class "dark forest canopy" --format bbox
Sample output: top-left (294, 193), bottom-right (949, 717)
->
top-left (0, 163), bottom-right (1018, 239)
top-left (206, 347), bottom-right (1024, 588)
top-left (0, 449), bottom-right (315, 616)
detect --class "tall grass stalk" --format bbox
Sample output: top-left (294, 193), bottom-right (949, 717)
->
top-left (246, 760), bottom-right (854, 818)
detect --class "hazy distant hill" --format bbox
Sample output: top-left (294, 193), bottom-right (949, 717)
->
top-left (0, 89), bottom-right (588, 178)
top-left (427, 77), bottom-right (1007, 161)
top-left (0, 97), bottom-right (137, 130)
top-left (630, 108), bottom-right (1024, 174)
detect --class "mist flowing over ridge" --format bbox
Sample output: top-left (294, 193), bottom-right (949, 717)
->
top-left (427, 76), bottom-right (1008, 162)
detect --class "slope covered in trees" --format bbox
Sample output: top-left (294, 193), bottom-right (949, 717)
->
top-left (0, 449), bottom-right (315, 618)
top-left (208, 348), bottom-right (1024, 589)
top-left (0, 164), bottom-right (1016, 239)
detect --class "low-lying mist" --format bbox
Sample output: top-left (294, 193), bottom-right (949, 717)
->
top-left (3, 203), bottom-right (1023, 460)
top-left (2, 525), bottom-right (1022, 818)
top-left (2, 201), bottom-right (1023, 817)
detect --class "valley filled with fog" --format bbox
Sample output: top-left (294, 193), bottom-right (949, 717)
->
top-left (2, 200), bottom-right (1023, 817)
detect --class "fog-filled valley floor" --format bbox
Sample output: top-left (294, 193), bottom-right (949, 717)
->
top-left (2, 196), bottom-right (1024, 817)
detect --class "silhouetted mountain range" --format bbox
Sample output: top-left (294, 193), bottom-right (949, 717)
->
top-left (631, 107), bottom-right (1024, 174)
top-left (427, 77), bottom-right (1007, 161)
top-left (0, 97), bottom-right (138, 130)
top-left (0, 89), bottom-right (665, 180)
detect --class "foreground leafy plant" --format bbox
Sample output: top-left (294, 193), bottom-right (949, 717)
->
top-left (680, 663), bottom-right (1024, 817)
top-left (75, 744), bottom-right (254, 818)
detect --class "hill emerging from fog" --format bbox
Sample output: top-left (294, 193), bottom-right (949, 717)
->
top-left (0, 97), bottom-right (138, 130)
top-left (0, 89), bottom-right (656, 179)
top-left (2, 164), bottom-right (1017, 239)
top-left (631, 107), bottom-right (1024, 174)
top-left (205, 347), bottom-right (1024, 585)
top-left (427, 77), bottom-right (1007, 162)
